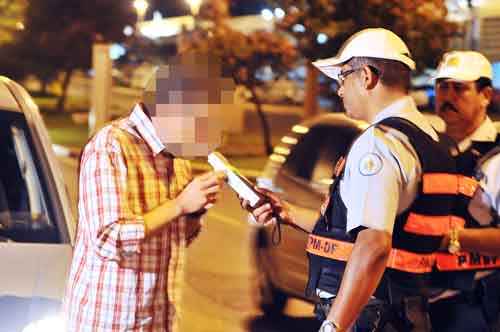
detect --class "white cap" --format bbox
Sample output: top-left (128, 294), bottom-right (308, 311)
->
top-left (312, 28), bottom-right (415, 80)
top-left (435, 51), bottom-right (492, 82)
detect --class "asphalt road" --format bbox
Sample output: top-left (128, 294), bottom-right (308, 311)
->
top-left (57, 156), bottom-right (319, 332)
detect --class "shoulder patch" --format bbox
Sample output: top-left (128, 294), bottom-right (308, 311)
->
top-left (358, 153), bottom-right (383, 176)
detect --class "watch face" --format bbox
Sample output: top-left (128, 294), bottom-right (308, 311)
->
top-left (448, 242), bottom-right (461, 254)
top-left (320, 320), bottom-right (336, 332)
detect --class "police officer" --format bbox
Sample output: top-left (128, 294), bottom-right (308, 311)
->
top-left (244, 28), bottom-right (458, 332)
top-left (429, 51), bottom-right (500, 332)
top-left (434, 51), bottom-right (498, 170)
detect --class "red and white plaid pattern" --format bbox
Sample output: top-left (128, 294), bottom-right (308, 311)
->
top-left (64, 105), bottom-right (194, 331)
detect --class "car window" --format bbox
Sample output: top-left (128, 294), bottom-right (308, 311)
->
top-left (0, 110), bottom-right (59, 243)
top-left (282, 124), bottom-right (358, 183)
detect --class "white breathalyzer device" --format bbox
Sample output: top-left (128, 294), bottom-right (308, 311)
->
top-left (207, 152), bottom-right (266, 208)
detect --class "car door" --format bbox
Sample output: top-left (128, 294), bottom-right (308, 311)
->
top-left (263, 123), bottom-right (359, 298)
top-left (0, 103), bottom-right (71, 331)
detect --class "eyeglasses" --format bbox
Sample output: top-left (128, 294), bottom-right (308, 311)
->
top-left (338, 67), bottom-right (362, 86)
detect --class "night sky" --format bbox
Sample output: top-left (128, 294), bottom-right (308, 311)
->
top-left (151, 0), bottom-right (269, 18)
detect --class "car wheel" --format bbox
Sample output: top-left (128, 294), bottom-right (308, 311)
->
top-left (254, 228), bottom-right (289, 316)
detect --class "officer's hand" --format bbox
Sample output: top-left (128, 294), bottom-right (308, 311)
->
top-left (177, 171), bottom-right (226, 215)
top-left (240, 187), bottom-right (291, 226)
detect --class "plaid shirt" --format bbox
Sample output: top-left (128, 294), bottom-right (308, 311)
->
top-left (64, 105), bottom-right (196, 332)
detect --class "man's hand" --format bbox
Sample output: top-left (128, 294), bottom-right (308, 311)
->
top-left (177, 171), bottom-right (226, 215)
top-left (143, 171), bottom-right (225, 237)
top-left (240, 187), bottom-right (292, 226)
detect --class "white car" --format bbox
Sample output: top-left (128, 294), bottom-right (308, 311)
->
top-left (0, 76), bottom-right (74, 331)
top-left (253, 111), bottom-right (479, 314)
top-left (255, 113), bottom-right (365, 313)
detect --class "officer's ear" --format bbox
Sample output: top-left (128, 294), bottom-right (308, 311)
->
top-left (362, 65), bottom-right (379, 90)
top-left (479, 86), bottom-right (493, 109)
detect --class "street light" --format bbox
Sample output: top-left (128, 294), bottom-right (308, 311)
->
top-left (261, 8), bottom-right (274, 21)
top-left (186, 0), bottom-right (202, 17)
top-left (133, 0), bottom-right (149, 23)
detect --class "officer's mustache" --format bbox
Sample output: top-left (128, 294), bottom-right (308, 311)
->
top-left (440, 102), bottom-right (458, 113)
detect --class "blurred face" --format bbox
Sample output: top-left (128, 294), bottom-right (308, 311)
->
top-left (143, 56), bottom-right (235, 157)
top-left (435, 79), bottom-right (490, 140)
top-left (337, 64), bottom-right (365, 120)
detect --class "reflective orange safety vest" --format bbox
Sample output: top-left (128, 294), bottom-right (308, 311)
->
top-left (305, 117), bottom-right (497, 298)
top-left (307, 173), bottom-right (500, 273)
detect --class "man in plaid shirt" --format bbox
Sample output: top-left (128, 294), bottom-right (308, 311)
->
top-left (64, 55), bottom-right (232, 331)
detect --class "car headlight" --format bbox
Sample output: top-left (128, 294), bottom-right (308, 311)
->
top-left (22, 314), bottom-right (65, 332)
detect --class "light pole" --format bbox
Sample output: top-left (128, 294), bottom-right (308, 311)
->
top-left (186, 0), bottom-right (202, 17)
top-left (133, 0), bottom-right (149, 25)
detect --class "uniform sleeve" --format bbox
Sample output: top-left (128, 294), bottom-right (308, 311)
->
top-left (78, 144), bottom-right (145, 262)
top-left (340, 128), bottom-right (419, 234)
top-left (479, 154), bottom-right (500, 217)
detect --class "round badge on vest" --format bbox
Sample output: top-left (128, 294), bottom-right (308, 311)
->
top-left (358, 153), bottom-right (383, 176)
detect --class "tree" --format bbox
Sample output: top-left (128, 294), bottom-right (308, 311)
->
top-left (0, 0), bottom-right (27, 44)
top-left (270, 0), bottom-right (457, 116)
top-left (0, 0), bottom-right (29, 81)
top-left (338, 0), bottom-right (457, 69)
top-left (268, 0), bottom-right (353, 117)
top-left (180, 0), bottom-right (298, 155)
top-left (2, 0), bottom-right (135, 111)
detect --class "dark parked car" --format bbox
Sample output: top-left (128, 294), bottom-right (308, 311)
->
top-left (0, 76), bottom-right (74, 332)
top-left (255, 113), bottom-right (365, 313)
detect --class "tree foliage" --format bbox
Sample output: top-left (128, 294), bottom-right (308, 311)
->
top-left (0, 0), bottom-right (26, 44)
top-left (271, 0), bottom-right (457, 70)
top-left (182, 26), bottom-right (296, 91)
top-left (0, 0), bottom-right (135, 110)
top-left (21, 0), bottom-right (134, 65)
top-left (180, 0), bottom-right (298, 154)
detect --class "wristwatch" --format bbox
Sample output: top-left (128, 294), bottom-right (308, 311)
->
top-left (448, 227), bottom-right (461, 255)
top-left (319, 319), bottom-right (341, 332)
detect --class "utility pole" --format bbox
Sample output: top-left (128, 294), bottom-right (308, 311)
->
top-left (467, 0), bottom-right (480, 50)
top-left (89, 41), bottom-right (112, 135)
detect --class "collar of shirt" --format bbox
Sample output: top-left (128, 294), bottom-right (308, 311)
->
top-left (125, 104), bottom-right (166, 156)
top-left (372, 96), bottom-right (439, 141)
top-left (457, 117), bottom-right (497, 152)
